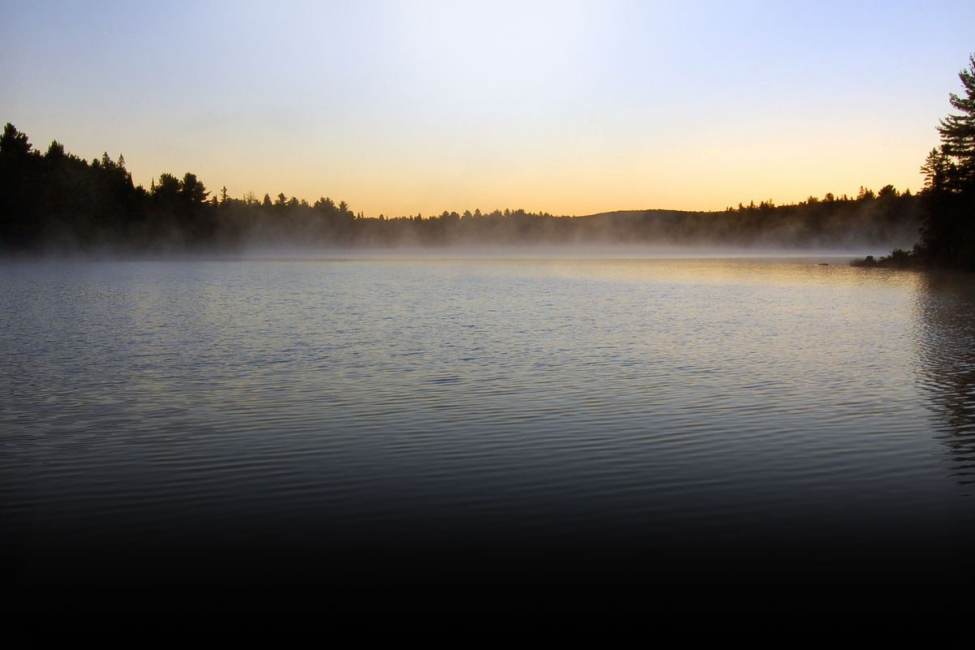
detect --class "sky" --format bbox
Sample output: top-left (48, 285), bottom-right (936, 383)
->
top-left (2, 0), bottom-right (974, 216)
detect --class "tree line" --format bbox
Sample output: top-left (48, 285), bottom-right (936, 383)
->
top-left (8, 47), bottom-right (975, 262)
top-left (0, 127), bottom-right (924, 253)
top-left (856, 53), bottom-right (975, 270)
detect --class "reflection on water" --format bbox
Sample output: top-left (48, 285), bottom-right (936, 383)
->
top-left (1, 256), bottom-right (974, 603)
top-left (915, 272), bottom-right (975, 489)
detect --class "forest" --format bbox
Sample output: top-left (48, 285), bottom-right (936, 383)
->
top-left (2, 54), bottom-right (972, 263)
top-left (857, 53), bottom-right (975, 270)
top-left (0, 122), bottom-right (923, 253)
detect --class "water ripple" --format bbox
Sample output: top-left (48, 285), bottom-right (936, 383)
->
top-left (1, 258), bottom-right (973, 548)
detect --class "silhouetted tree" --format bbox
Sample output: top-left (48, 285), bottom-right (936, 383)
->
top-left (0, 121), bottom-right (928, 253)
top-left (153, 174), bottom-right (181, 205)
top-left (937, 53), bottom-right (975, 189)
top-left (859, 52), bottom-right (975, 270)
top-left (920, 147), bottom-right (952, 193)
top-left (914, 53), bottom-right (975, 269)
top-left (1, 122), bottom-right (31, 157)
top-left (180, 173), bottom-right (206, 205)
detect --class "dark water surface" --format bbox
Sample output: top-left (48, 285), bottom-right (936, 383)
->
top-left (2, 256), bottom-right (974, 610)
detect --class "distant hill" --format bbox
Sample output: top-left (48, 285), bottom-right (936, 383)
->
top-left (2, 122), bottom-right (921, 253)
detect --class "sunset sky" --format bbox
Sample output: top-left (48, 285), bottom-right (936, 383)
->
top-left (3, 0), bottom-right (974, 216)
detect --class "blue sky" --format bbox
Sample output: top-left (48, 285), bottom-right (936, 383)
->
top-left (3, 0), bottom-right (974, 215)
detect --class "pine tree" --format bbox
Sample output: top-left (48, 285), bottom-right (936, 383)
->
top-left (919, 146), bottom-right (952, 193)
top-left (937, 54), bottom-right (975, 188)
top-left (916, 52), bottom-right (975, 269)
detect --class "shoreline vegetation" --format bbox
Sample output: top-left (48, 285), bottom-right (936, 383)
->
top-left (2, 53), bottom-right (972, 269)
top-left (0, 121), bottom-right (921, 254)
top-left (852, 53), bottom-right (975, 271)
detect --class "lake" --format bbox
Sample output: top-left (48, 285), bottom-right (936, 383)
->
top-left (2, 255), bottom-right (974, 610)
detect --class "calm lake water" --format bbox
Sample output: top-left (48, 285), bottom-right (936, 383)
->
top-left (3, 255), bottom-right (975, 607)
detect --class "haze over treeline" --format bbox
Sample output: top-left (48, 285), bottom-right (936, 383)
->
top-left (0, 123), bottom-right (923, 253)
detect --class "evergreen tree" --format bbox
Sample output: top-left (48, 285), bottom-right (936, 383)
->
top-left (920, 147), bottom-right (952, 193)
top-left (180, 173), bottom-right (208, 206)
top-left (914, 52), bottom-right (975, 269)
top-left (937, 54), bottom-right (975, 189)
top-left (0, 122), bottom-right (31, 157)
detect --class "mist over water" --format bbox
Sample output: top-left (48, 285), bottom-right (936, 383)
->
top-left (2, 255), bottom-right (974, 609)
